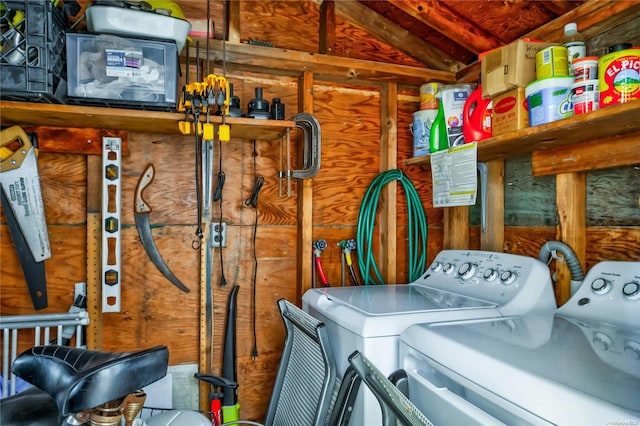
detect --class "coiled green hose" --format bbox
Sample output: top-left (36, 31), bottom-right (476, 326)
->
top-left (356, 169), bottom-right (428, 285)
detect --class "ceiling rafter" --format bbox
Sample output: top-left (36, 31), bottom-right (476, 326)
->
top-left (386, 0), bottom-right (502, 54)
top-left (321, 0), bottom-right (464, 71)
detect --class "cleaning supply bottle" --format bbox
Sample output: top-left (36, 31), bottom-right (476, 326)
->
top-left (429, 101), bottom-right (448, 153)
top-left (463, 84), bottom-right (492, 143)
top-left (562, 22), bottom-right (586, 75)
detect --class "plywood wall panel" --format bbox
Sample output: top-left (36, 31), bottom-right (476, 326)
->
top-left (0, 225), bottom-right (86, 313)
top-left (311, 83), bottom-right (382, 226)
top-left (39, 153), bottom-right (87, 224)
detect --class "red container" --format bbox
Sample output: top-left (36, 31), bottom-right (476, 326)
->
top-left (463, 85), bottom-right (493, 143)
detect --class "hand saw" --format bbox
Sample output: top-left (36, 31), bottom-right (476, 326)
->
top-left (0, 126), bottom-right (50, 310)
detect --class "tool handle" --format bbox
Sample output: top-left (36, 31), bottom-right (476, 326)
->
top-left (134, 164), bottom-right (155, 214)
top-left (0, 126), bottom-right (32, 172)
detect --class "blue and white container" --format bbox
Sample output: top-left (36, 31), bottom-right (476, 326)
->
top-left (410, 109), bottom-right (438, 156)
top-left (525, 77), bottom-right (574, 126)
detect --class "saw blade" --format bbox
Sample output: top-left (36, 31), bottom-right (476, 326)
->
top-left (0, 127), bottom-right (51, 262)
top-left (1, 188), bottom-right (48, 309)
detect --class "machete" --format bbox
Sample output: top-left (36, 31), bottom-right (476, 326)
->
top-left (134, 164), bottom-right (190, 293)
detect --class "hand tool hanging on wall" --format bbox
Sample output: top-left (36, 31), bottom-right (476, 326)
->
top-left (102, 136), bottom-right (123, 312)
top-left (195, 285), bottom-right (240, 426)
top-left (338, 239), bottom-right (360, 286)
top-left (312, 239), bottom-right (330, 287)
top-left (134, 164), bottom-right (190, 293)
top-left (0, 126), bottom-right (50, 310)
top-left (278, 112), bottom-right (322, 195)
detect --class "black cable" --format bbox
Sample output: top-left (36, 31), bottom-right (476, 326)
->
top-left (248, 140), bottom-right (263, 360)
top-left (216, 136), bottom-right (227, 286)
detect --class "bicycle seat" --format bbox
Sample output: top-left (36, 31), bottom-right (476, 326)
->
top-left (12, 345), bottom-right (168, 417)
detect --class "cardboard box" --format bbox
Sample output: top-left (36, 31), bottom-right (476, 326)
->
top-left (491, 87), bottom-right (529, 136)
top-left (481, 40), bottom-right (553, 98)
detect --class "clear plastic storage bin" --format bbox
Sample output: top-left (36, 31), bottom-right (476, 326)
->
top-left (66, 32), bottom-right (178, 111)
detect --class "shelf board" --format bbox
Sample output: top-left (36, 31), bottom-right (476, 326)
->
top-left (404, 99), bottom-right (640, 166)
top-left (0, 101), bottom-right (295, 140)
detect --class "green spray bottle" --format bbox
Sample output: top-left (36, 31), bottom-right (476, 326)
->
top-left (429, 101), bottom-right (449, 153)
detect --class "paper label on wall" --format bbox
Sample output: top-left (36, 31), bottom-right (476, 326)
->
top-left (431, 142), bottom-right (477, 207)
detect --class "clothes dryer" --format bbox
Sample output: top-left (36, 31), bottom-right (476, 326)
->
top-left (400, 260), bottom-right (640, 425)
top-left (302, 250), bottom-right (556, 425)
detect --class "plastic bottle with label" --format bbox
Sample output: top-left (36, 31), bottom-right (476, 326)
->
top-left (562, 22), bottom-right (586, 75)
top-left (429, 101), bottom-right (449, 153)
top-left (463, 84), bottom-right (492, 143)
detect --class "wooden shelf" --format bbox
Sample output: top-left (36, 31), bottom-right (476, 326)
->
top-left (0, 101), bottom-right (295, 140)
top-left (404, 99), bottom-right (640, 166)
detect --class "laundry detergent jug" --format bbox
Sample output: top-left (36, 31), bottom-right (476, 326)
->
top-left (463, 85), bottom-right (492, 143)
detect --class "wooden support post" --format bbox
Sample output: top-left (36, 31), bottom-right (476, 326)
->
top-left (555, 172), bottom-right (586, 305)
top-left (296, 71), bottom-right (315, 304)
top-left (380, 82), bottom-right (398, 284)
top-left (226, 0), bottom-right (241, 43)
top-left (319, 0), bottom-right (336, 55)
top-left (443, 206), bottom-right (469, 249)
top-left (480, 160), bottom-right (505, 252)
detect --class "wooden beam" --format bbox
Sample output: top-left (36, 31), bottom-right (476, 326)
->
top-left (555, 172), bottom-right (586, 306)
top-left (189, 38), bottom-right (457, 86)
top-left (532, 132), bottom-right (640, 176)
top-left (388, 0), bottom-right (502, 54)
top-left (319, 0), bottom-right (336, 55)
top-left (325, 1), bottom-right (463, 72)
top-left (2, 101), bottom-right (295, 139)
top-left (296, 71), bottom-right (315, 304)
top-left (443, 207), bottom-right (469, 249)
top-left (380, 82), bottom-right (398, 284)
top-left (25, 127), bottom-right (129, 156)
top-left (525, 0), bottom-right (640, 42)
top-left (226, 0), bottom-right (240, 43)
top-left (480, 160), bottom-right (505, 252)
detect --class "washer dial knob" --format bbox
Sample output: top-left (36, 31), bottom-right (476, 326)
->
top-left (443, 263), bottom-right (455, 275)
top-left (430, 261), bottom-right (442, 272)
top-left (592, 332), bottom-right (613, 351)
top-left (483, 268), bottom-right (499, 282)
top-left (624, 340), bottom-right (640, 360)
top-left (500, 270), bottom-right (517, 285)
top-left (457, 263), bottom-right (477, 280)
top-left (622, 281), bottom-right (640, 300)
top-left (590, 278), bottom-right (611, 295)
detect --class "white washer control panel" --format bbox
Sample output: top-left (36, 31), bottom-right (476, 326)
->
top-left (558, 261), bottom-right (640, 328)
top-left (414, 250), bottom-right (556, 314)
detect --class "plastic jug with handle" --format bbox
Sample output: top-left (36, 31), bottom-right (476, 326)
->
top-left (463, 84), bottom-right (493, 143)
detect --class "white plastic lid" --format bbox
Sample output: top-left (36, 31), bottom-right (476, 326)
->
top-left (564, 22), bottom-right (578, 34)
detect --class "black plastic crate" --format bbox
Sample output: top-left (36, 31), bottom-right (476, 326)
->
top-left (1, 0), bottom-right (67, 103)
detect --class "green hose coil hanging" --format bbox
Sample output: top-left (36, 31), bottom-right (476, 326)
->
top-left (356, 169), bottom-right (428, 285)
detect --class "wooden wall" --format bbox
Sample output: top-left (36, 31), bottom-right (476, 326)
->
top-left (1, 1), bottom-right (639, 422)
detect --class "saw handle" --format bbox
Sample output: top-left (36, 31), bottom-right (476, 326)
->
top-left (0, 126), bottom-right (33, 172)
top-left (134, 164), bottom-right (155, 214)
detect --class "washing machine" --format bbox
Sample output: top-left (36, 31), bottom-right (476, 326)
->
top-left (399, 260), bottom-right (640, 425)
top-left (302, 249), bottom-right (557, 425)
